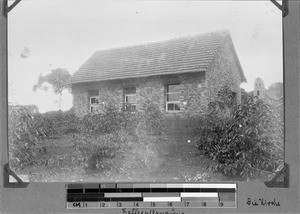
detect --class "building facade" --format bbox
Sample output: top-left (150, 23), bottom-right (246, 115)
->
top-left (69, 30), bottom-right (246, 117)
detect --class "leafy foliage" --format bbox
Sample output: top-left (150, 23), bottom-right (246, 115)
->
top-left (196, 87), bottom-right (284, 180)
top-left (8, 106), bottom-right (48, 168)
top-left (267, 82), bottom-right (283, 99)
top-left (71, 132), bottom-right (125, 171)
top-left (140, 100), bottom-right (165, 135)
top-left (241, 88), bottom-right (250, 104)
top-left (33, 68), bottom-right (71, 110)
top-left (79, 101), bottom-right (165, 136)
top-left (9, 100), bottom-right (166, 174)
top-left (8, 107), bottom-right (80, 169)
top-left (33, 68), bottom-right (71, 95)
top-left (40, 110), bottom-right (79, 136)
top-left (79, 104), bottom-right (123, 135)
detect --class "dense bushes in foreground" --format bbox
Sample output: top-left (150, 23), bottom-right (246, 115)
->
top-left (8, 106), bottom-right (48, 168)
top-left (9, 101), bottom-right (165, 171)
top-left (196, 87), bottom-right (284, 180)
top-left (72, 101), bottom-right (164, 171)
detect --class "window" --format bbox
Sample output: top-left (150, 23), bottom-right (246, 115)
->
top-left (231, 91), bottom-right (237, 105)
top-left (166, 84), bottom-right (182, 112)
top-left (89, 90), bottom-right (100, 113)
top-left (90, 96), bottom-right (100, 113)
top-left (257, 90), bottom-right (260, 96)
top-left (124, 87), bottom-right (136, 111)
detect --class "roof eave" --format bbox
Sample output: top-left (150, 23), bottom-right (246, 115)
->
top-left (68, 69), bottom-right (207, 85)
top-left (227, 35), bottom-right (247, 83)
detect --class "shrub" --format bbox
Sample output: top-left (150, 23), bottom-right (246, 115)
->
top-left (120, 109), bottom-right (140, 134)
top-left (196, 87), bottom-right (284, 180)
top-left (41, 110), bottom-right (79, 136)
top-left (8, 106), bottom-right (48, 168)
top-left (141, 100), bottom-right (165, 135)
top-left (79, 104), bottom-right (123, 135)
top-left (71, 131), bottom-right (129, 171)
top-left (79, 101), bottom-right (165, 136)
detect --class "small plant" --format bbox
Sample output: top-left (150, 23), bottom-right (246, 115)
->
top-left (71, 131), bottom-right (128, 171)
top-left (182, 172), bottom-right (210, 182)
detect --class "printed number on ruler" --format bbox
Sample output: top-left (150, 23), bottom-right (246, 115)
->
top-left (71, 202), bottom-right (88, 208)
top-left (100, 202), bottom-right (107, 207)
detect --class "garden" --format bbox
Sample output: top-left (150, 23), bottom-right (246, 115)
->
top-left (8, 87), bottom-right (284, 182)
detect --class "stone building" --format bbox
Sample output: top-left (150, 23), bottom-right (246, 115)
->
top-left (68, 30), bottom-right (246, 117)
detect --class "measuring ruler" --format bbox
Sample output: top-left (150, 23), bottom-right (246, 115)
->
top-left (66, 183), bottom-right (237, 209)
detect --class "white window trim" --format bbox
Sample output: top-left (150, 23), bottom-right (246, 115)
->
top-left (166, 101), bottom-right (181, 112)
top-left (166, 85), bottom-right (181, 112)
top-left (124, 93), bottom-right (137, 110)
top-left (90, 96), bottom-right (100, 113)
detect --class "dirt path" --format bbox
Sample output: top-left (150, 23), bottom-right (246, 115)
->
top-left (143, 131), bottom-right (226, 182)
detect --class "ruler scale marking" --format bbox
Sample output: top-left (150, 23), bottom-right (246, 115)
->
top-left (66, 183), bottom-right (237, 208)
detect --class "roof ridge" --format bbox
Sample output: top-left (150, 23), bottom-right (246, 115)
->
top-left (200, 30), bottom-right (230, 71)
top-left (93, 29), bottom-right (231, 54)
top-left (69, 29), bottom-right (243, 84)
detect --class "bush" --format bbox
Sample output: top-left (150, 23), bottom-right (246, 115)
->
top-left (8, 106), bottom-right (81, 169)
top-left (9, 100), bottom-right (166, 173)
top-left (8, 106), bottom-right (48, 168)
top-left (196, 87), bottom-right (284, 180)
top-left (141, 100), bottom-right (165, 135)
top-left (79, 101), bottom-right (165, 136)
top-left (79, 104), bottom-right (123, 135)
top-left (71, 131), bottom-right (129, 171)
top-left (40, 110), bottom-right (79, 136)
top-left (120, 108), bottom-right (140, 134)
top-left (71, 101), bottom-right (165, 173)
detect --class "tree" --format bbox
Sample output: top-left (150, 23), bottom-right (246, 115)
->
top-left (267, 82), bottom-right (283, 99)
top-left (33, 68), bottom-right (71, 110)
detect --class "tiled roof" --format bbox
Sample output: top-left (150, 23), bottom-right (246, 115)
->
top-left (69, 30), bottom-right (246, 84)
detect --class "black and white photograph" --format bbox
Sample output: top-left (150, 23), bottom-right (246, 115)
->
top-left (7, 0), bottom-right (284, 182)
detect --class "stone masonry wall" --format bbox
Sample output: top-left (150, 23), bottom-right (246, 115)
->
top-left (205, 35), bottom-right (243, 104)
top-left (72, 72), bottom-right (206, 117)
top-left (72, 87), bottom-right (89, 117)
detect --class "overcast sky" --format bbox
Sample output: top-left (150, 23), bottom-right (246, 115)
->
top-left (8, 0), bottom-right (283, 113)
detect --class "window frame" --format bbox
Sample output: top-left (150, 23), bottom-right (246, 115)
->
top-left (166, 84), bottom-right (182, 112)
top-left (124, 87), bottom-right (137, 111)
top-left (90, 95), bottom-right (100, 113)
